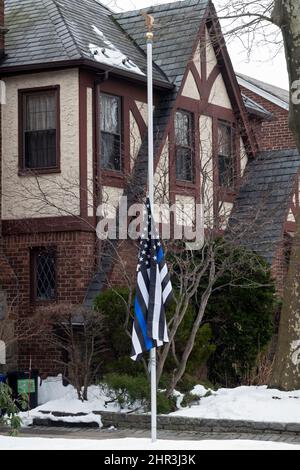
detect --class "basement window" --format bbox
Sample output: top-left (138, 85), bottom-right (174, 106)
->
top-left (175, 110), bottom-right (194, 182)
top-left (218, 121), bottom-right (236, 189)
top-left (31, 248), bottom-right (57, 302)
top-left (20, 87), bottom-right (60, 172)
top-left (100, 93), bottom-right (122, 171)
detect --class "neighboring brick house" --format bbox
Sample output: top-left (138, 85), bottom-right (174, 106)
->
top-left (227, 74), bottom-right (300, 295)
top-left (0, 0), bottom-right (297, 374)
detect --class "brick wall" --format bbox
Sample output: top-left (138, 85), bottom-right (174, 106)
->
top-left (240, 85), bottom-right (296, 152)
top-left (109, 239), bottom-right (138, 288)
top-left (2, 230), bottom-right (97, 376)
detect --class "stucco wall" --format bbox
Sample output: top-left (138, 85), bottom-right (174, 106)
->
top-left (206, 28), bottom-right (218, 78)
top-left (209, 73), bottom-right (232, 109)
top-left (154, 138), bottom-right (169, 207)
top-left (130, 111), bottom-right (142, 169)
top-left (135, 101), bottom-right (148, 125)
top-left (200, 115), bottom-right (214, 227)
top-left (182, 71), bottom-right (200, 100)
top-left (175, 194), bottom-right (195, 226)
top-left (1, 69), bottom-right (80, 219)
top-left (240, 138), bottom-right (248, 176)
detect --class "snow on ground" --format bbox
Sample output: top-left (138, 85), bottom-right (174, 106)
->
top-left (20, 375), bottom-right (127, 428)
top-left (18, 376), bottom-right (300, 427)
top-left (0, 436), bottom-right (299, 451)
top-left (172, 385), bottom-right (300, 423)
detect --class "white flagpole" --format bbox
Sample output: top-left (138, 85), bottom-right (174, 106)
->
top-left (146, 22), bottom-right (157, 444)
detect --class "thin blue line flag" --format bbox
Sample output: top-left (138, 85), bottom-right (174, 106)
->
top-left (131, 197), bottom-right (173, 361)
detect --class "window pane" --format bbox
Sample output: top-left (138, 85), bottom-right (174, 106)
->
top-left (101, 132), bottom-right (121, 171)
top-left (218, 123), bottom-right (231, 156)
top-left (35, 250), bottom-right (56, 301)
top-left (176, 148), bottom-right (193, 181)
top-left (175, 111), bottom-right (190, 146)
top-left (25, 129), bottom-right (56, 169)
top-left (26, 93), bottom-right (56, 131)
top-left (23, 91), bottom-right (57, 170)
top-left (218, 122), bottom-right (235, 188)
top-left (100, 94), bottom-right (120, 134)
top-left (218, 154), bottom-right (235, 188)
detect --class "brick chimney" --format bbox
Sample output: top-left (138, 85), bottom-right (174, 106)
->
top-left (0, 1), bottom-right (6, 57)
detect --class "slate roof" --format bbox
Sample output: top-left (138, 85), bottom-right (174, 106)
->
top-left (114, 0), bottom-right (209, 88)
top-left (1, 0), bottom-right (169, 85)
top-left (242, 93), bottom-right (273, 120)
top-left (227, 149), bottom-right (300, 264)
top-left (237, 73), bottom-right (289, 106)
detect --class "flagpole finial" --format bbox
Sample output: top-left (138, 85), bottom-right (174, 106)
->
top-left (141, 12), bottom-right (154, 40)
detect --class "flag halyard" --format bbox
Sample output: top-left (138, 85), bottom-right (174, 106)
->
top-left (131, 197), bottom-right (172, 361)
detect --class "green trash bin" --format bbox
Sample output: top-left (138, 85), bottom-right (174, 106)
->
top-left (7, 370), bottom-right (39, 410)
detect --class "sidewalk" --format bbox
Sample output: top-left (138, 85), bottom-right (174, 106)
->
top-left (1, 425), bottom-right (300, 445)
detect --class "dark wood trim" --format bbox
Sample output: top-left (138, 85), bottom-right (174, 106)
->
top-left (189, 62), bottom-right (203, 98)
top-left (123, 95), bottom-right (131, 175)
top-left (177, 97), bottom-right (236, 122)
top-left (207, 4), bottom-right (258, 158)
top-left (0, 59), bottom-right (174, 91)
top-left (212, 116), bottom-right (219, 221)
top-left (99, 78), bottom-right (149, 106)
top-left (204, 65), bottom-right (221, 101)
top-left (129, 98), bottom-right (147, 138)
top-left (79, 71), bottom-right (88, 218)
top-left (284, 221), bottom-right (296, 233)
top-left (200, 26), bottom-right (207, 84)
top-left (18, 85), bottom-right (61, 175)
top-left (96, 79), bottom-right (150, 188)
top-left (2, 217), bottom-right (95, 235)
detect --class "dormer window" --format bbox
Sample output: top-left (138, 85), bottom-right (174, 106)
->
top-left (19, 87), bottom-right (60, 172)
top-left (218, 121), bottom-right (236, 189)
top-left (100, 93), bottom-right (122, 171)
top-left (175, 110), bottom-right (194, 182)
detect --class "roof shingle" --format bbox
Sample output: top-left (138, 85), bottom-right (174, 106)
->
top-left (227, 149), bottom-right (300, 263)
top-left (114, 0), bottom-right (209, 88)
top-left (1, 0), bottom-right (168, 83)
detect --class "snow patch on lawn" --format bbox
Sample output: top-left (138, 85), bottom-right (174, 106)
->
top-left (19, 375), bottom-right (127, 428)
top-left (172, 385), bottom-right (300, 423)
top-left (18, 376), bottom-right (300, 427)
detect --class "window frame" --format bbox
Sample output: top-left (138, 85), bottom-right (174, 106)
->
top-left (30, 247), bottom-right (57, 304)
top-left (18, 86), bottom-right (61, 175)
top-left (99, 92), bottom-right (123, 173)
top-left (174, 109), bottom-right (195, 183)
top-left (217, 120), bottom-right (237, 190)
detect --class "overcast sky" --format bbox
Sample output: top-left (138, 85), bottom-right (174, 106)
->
top-left (101, 0), bottom-right (289, 90)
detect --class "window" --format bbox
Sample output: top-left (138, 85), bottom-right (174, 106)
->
top-left (100, 93), bottom-right (122, 171)
top-left (218, 122), bottom-right (236, 189)
top-left (31, 248), bottom-right (57, 302)
top-left (175, 110), bottom-right (194, 182)
top-left (20, 88), bottom-right (59, 171)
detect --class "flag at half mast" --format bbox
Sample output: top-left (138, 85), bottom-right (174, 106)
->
top-left (131, 197), bottom-right (173, 361)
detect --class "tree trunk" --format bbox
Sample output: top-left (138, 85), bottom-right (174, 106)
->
top-left (270, 0), bottom-right (300, 390)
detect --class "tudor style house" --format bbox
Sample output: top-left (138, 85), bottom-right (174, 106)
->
top-left (0, 0), bottom-right (298, 374)
top-left (230, 74), bottom-right (300, 295)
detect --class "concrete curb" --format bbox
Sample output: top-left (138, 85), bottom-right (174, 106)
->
top-left (33, 410), bottom-right (300, 434)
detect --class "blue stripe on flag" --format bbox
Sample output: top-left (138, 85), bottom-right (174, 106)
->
top-left (157, 247), bottom-right (164, 263)
top-left (134, 297), bottom-right (153, 350)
